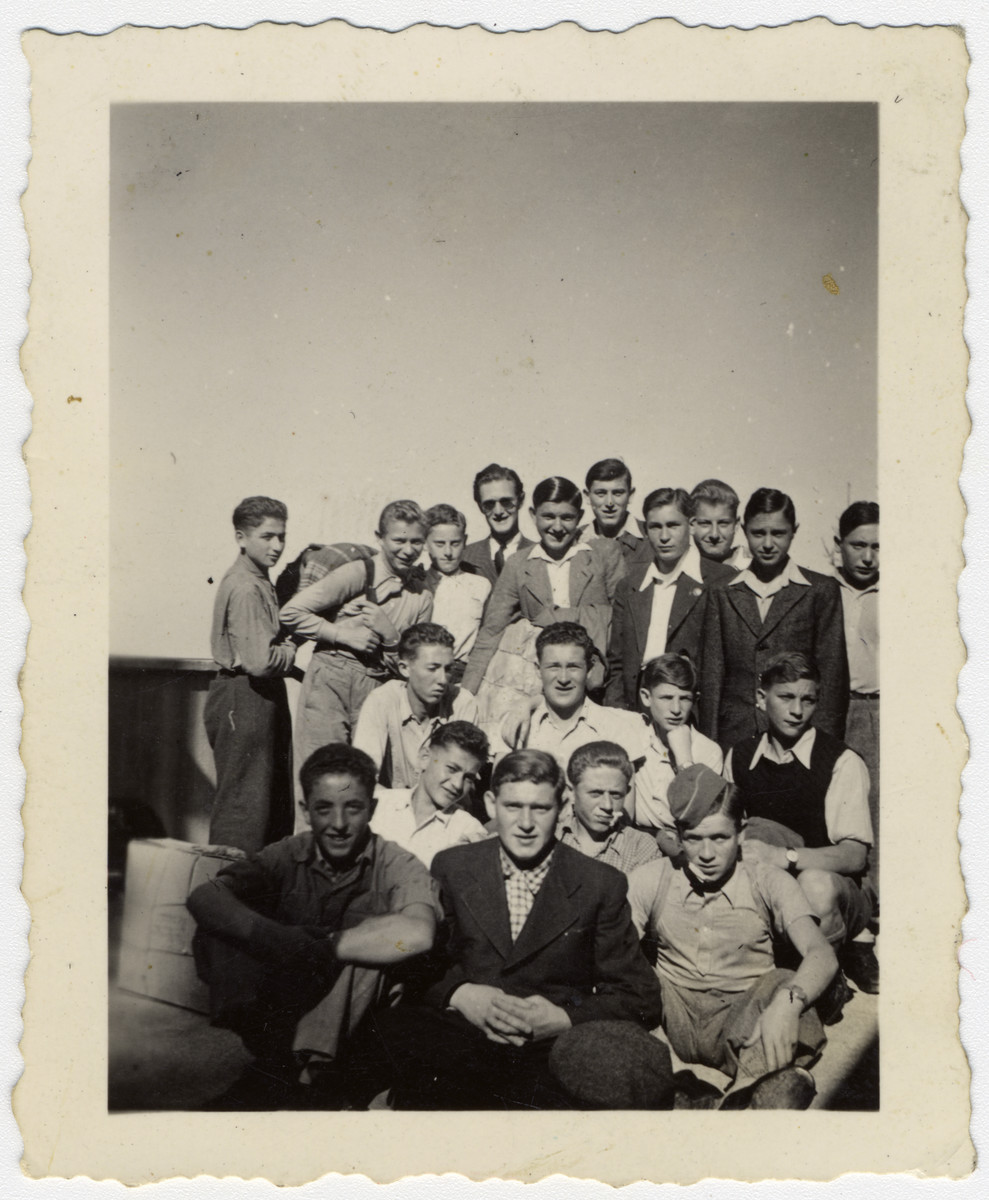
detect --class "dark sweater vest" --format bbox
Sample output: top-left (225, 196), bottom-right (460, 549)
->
top-left (732, 728), bottom-right (846, 848)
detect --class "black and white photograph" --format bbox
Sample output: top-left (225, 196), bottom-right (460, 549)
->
top-left (14, 15), bottom-right (973, 1187)
top-left (107, 98), bottom-right (880, 1113)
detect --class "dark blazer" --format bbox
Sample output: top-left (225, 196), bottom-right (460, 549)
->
top-left (424, 838), bottom-right (663, 1029)
top-left (462, 534), bottom-right (536, 587)
top-left (461, 539), bottom-right (627, 694)
top-left (698, 564), bottom-right (849, 750)
top-left (604, 554), bottom-right (737, 709)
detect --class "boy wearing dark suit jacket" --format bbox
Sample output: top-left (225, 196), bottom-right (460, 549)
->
top-left (365, 749), bottom-right (668, 1109)
top-left (605, 487), bottom-right (735, 710)
top-left (698, 488), bottom-right (848, 750)
top-left (462, 463), bottom-right (535, 586)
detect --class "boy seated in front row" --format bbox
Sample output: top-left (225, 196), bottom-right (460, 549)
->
top-left (187, 744), bottom-right (440, 1108)
top-left (495, 621), bottom-right (651, 777)
top-left (353, 622), bottom-right (479, 789)
top-left (632, 653), bottom-right (724, 858)
top-left (364, 749), bottom-right (671, 1109)
top-left (372, 721), bottom-right (491, 868)
top-left (555, 741), bottom-right (661, 876)
top-left (628, 764), bottom-right (838, 1109)
top-left (422, 504), bottom-right (492, 686)
top-left (724, 651), bottom-right (878, 996)
top-left (280, 500), bottom-right (433, 763)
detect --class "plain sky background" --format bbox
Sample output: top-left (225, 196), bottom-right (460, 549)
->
top-left (110, 101), bottom-right (877, 658)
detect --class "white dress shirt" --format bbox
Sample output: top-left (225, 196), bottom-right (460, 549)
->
top-left (835, 574), bottom-right (879, 693)
top-left (371, 787), bottom-right (488, 868)
top-left (527, 541), bottom-right (594, 610)
top-left (640, 543), bottom-right (704, 664)
top-left (728, 558), bottom-right (811, 622)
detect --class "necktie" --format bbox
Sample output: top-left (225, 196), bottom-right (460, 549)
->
top-left (494, 547), bottom-right (505, 575)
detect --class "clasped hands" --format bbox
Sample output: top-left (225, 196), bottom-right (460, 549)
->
top-left (450, 983), bottom-right (572, 1045)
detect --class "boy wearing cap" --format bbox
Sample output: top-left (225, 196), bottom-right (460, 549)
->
top-left (628, 763), bottom-right (838, 1109)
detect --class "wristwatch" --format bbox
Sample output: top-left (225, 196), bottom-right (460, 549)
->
top-left (785, 848), bottom-right (800, 875)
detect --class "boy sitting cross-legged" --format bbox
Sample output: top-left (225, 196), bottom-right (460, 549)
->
top-left (371, 721), bottom-right (491, 868)
top-left (555, 740), bottom-right (662, 876)
top-left (352, 622), bottom-right (480, 789)
top-left (628, 763), bottom-right (838, 1109)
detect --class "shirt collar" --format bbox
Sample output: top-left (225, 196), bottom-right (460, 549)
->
top-left (489, 531), bottom-right (522, 559)
top-left (294, 829), bottom-right (378, 869)
top-left (534, 696), bottom-right (598, 730)
top-left (749, 726), bottom-right (818, 770)
top-left (833, 568), bottom-right (879, 597)
top-left (639, 543), bottom-right (704, 590)
top-left (499, 844), bottom-right (555, 880)
top-left (730, 558), bottom-right (811, 591)
top-left (234, 552), bottom-right (270, 581)
top-left (398, 685), bottom-right (447, 727)
top-left (528, 540), bottom-right (592, 566)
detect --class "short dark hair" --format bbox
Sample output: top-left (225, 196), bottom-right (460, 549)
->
top-left (428, 719), bottom-right (489, 763)
top-left (424, 503), bottom-right (467, 533)
top-left (567, 740), bottom-right (634, 787)
top-left (743, 488), bottom-right (797, 528)
top-left (299, 743), bottom-right (376, 802)
top-left (535, 620), bottom-right (594, 666)
top-left (758, 650), bottom-right (820, 690)
top-left (472, 463), bottom-right (524, 507)
top-left (642, 487), bottom-right (691, 521)
top-left (585, 458), bottom-right (632, 490)
top-left (640, 652), bottom-right (697, 694)
top-left (689, 479), bottom-right (739, 517)
top-left (532, 476), bottom-right (583, 510)
top-left (398, 622), bottom-right (455, 659)
top-left (491, 748), bottom-right (565, 805)
top-left (378, 500), bottom-right (426, 534)
top-left (838, 501), bottom-right (879, 540)
top-left (233, 496), bottom-right (287, 531)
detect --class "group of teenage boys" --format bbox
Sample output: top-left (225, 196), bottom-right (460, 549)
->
top-left (192, 458), bottom-right (879, 1111)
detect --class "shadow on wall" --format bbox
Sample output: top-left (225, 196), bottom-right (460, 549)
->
top-left (108, 658), bottom-right (218, 879)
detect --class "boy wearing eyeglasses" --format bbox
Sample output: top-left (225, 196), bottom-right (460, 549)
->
top-left (462, 463), bottom-right (535, 585)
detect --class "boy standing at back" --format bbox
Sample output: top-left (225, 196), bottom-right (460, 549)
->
top-left (205, 496), bottom-right (297, 854)
top-left (422, 504), bottom-right (491, 685)
top-left (280, 500), bottom-right (432, 762)
top-left (688, 479), bottom-right (749, 569)
top-left (583, 458), bottom-right (643, 561)
top-left (462, 463), bottom-right (534, 585)
top-left (352, 622), bottom-right (480, 788)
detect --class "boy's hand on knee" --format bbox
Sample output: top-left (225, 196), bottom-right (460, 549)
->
top-left (744, 992), bottom-right (800, 1074)
top-left (449, 983), bottom-right (532, 1045)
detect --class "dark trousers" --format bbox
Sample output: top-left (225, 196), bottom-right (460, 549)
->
top-left (204, 673), bottom-right (293, 854)
top-left (358, 1004), bottom-right (575, 1110)
top-left (845, 694), bottom-right (880, 906)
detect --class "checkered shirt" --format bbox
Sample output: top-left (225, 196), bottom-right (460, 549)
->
top-left (499, 846), bottom-right (555, 942)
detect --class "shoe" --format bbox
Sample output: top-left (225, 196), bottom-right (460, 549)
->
top-left (671, 1071), bottom-right (722, 1110)
top-left (747, 1067), bottom-right (816, 1110)
top-left (842, 942), bottom-right (880, 994)
top-left (816, 968), bottom-right (854, 1026)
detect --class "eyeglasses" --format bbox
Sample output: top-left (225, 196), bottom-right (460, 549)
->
top-left (480, 498), bottom-right (518, 514)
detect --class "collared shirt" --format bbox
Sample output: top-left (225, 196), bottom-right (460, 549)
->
top-left (210, 554), bottom-right (296, 677)
top-left (212, 830), bottom-right (442, 930)
top-left (429, 570), bottom-right (492, 661)
top-left (352, 679), bottom-right (480, 788)
top-left (639, 544), bottom-right (705, 664)
top-left (517, 697), bottom-right (651, 776)
top-left (724, 728), bottom-right (873, 846)
top-left (527, 540), bottom-right (595, 609)
top-left (628, 857), bottom-right (815, 992)
top-left (836, 573), bottom-right (879, 693)
top-left (500, 845), bottom-right (555, 941)
top-left (556, 804), bottom-right (661, 875)
top-left (729, 557), bottom-right (811, 622)
top-left (371, 787), bottom-right (489, 868)
top-left (280, 553), bottom-right (432, 666)
top-left (633, 726), bottom-right (725, 831)
top-left (488, 531), bottom-right (525, 573)
top-left (586, 517), bottom-right (643, 559)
